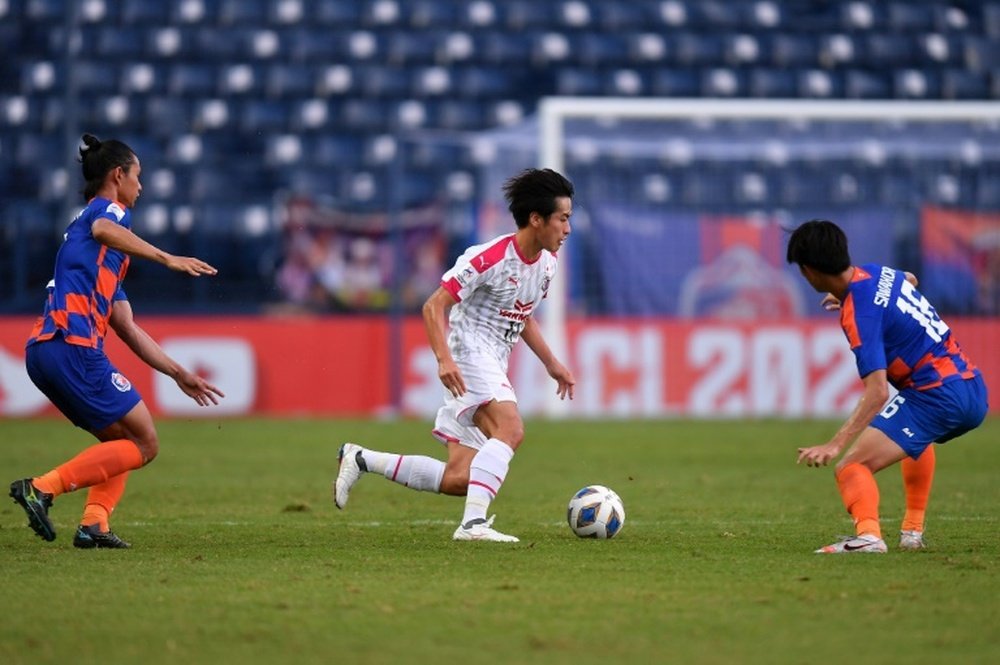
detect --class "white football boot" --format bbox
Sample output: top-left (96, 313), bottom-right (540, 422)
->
top-left (815, 533), bottom-right (887, 554)
top-left (452, 515), bottom-right (519, 543)
top-left (899, 530), bottom-right (925, 550)
top-left (333, 443), bottom-right (365, 509)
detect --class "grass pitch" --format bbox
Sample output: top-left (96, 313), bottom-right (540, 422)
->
top-left (1, 417), bottom-right (998, 665)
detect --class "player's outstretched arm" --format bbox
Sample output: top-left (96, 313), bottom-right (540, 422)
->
top-left (92, 218), bottom-right (217, 276)
top-left (422, 287), bottom-right (465, 397)
top-left (797, 370), bottom-right (887, 467)
top-left (109, 301), bottom-right (225, 406)
top-left (521, 317), bottom-right (575, 400)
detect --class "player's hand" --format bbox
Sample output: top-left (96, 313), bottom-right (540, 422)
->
top-left (438, 359), bottom-right (466, 398)
top-left (175, 370), bottom-right (225, 406)
top-left (547, 361), bottom-right (576, 401)
top-left (821, 294), bottom-right (841, 311)
top-left (166, 255), bottom-right (218, 277)
top-left (796, 443), bottom-right (841, 467)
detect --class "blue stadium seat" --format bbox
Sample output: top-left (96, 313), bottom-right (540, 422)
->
top-left (341, 99), bottom-right (389, 130)
top-left (865, 34), bottom-right (915, 67)
top-left (479, 32), bottom-right (532, 64)
top-left (265, 63), bottom-right (315, 97)
top-left (942, 70), bottom-right (989, 98)
top-left (555, 68), bottom-right (603, 96)
top-left (145, 97), bottom-right (192, 136)
top-left (963, 37), bottom-right (1000, 72)
top-left (771, 33), bottom-right (818, 67)
top-left (385, 30), bottom-right (439, 64)
top-left (453, 66), bottom-right (512, 98)
top-left (593, 2), bottom-right (647, 30)
top-left (575, 34), bottom-right (630, 66)
top-left (240, 99), bottom-right (287, 131)
top-left (122, 0), bottom-right (169, 24)
top-left (356, 65), bottom-right (409, 97)
top-left (673, 32), bottom-right (725, 66)
top-left (314, 0), bottom-right (362, 26)
top-left (502, 1), bottom-right (554, 29)
top-left (218, 0), bottom-right (267, 25)
top-left (887, 2), bottom-right (934, 32)
top-left (95, 26), bottom-right (145, 58)
top-left (749, 69), bottom-right (797, 97)
top-left (844, 70), bottom-right (890, 98)
top-left (650, 69), bottom-right (700, 96)
top-left (408, 0), bottom-right (458, 28)
top-left (893, 70), bottom-right (940, 98)
top-left (434, 100), bottom-right (484, 130)
top-left (312, 134), bottom-right (364, 168)
top-left (168, 63), bottom-right (216, 96)
top-left (70, 62), bottom-right (119, 95)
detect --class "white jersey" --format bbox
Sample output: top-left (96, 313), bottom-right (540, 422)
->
top-left (440, 233), bottom-right (557, 368)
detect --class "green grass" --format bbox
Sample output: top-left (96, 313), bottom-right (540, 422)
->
top-left (1, 417), bottom-right (998, 665)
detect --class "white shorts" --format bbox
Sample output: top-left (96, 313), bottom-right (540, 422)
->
top-left (431, 351), bottom-right (517, 451)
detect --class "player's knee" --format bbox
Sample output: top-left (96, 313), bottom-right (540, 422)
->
top-left (440, 467), bottom-right (469, 496)
top-left (132, 432), bottom-right (159, 464)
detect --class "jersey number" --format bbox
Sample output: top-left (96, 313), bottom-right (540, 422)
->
top-left (895, 281), bottom-right (949, 343)
top-left (880, 394), bottom-right (906, 419)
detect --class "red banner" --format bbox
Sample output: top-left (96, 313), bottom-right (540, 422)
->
top-left (1, 316), bottom-right (997, 419)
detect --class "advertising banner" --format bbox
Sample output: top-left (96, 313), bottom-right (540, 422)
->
top-left (1, 316), bottom-right (997, 419)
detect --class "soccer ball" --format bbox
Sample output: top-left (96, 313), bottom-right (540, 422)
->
top-left (566, 485), bottom-right (625, 539)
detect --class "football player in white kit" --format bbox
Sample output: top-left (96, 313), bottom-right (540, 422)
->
top-left (334, 169), bottom-right (576, 542)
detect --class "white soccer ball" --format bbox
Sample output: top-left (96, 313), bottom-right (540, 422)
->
top-left (566, 485), bottom-right (625, 539)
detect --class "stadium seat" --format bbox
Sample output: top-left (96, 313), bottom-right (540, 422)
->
top-left (356, 65), bottom-right (410, 97)
top-left (314, 0), bottom-right (362, 26)
top-left (749, 69), bottom-right (797, 98)
top-left (502, 1), bottom-right (554, 30)
top-left (555, 68), bottom-right (603, 96)
top-left (650, 69), bottom-right (700, 97)
top-left (95, 26), bottom-right (145, 58)
top-left (887, 2), bottom-right (934, 31)
top-left (265, 63), bottom-right (315, 98)
top-left (70, 62), bottom-right (119, 95)
top-left (341, 99), bottom-right (389, 130)
top-left (408, 0), bottom-right (457, 28)
top-left (673, 32), bottom-right (725, 66)
top-left (218, 0), bottom-right (268, 25)
top-left (122, 0), bottom-right (169, 24)
top-left (844, 70), bottom-right (890, 98)
top-left (240, 99), bottom-right (287, 132)
top-left (168, 63), bottom-right (216, 97)
top-left (385, 30), bottom-right (439, 64)
top-left (771, 33), bottom-right (819, 67)
top-left (866, 34), bottom-right (915, 67)
top-left (942, 70), bottom-right (989, 99)
top-left (434, 99), bottom-right (484, 130)
top-left (575, 34), bottom-right (630, 66)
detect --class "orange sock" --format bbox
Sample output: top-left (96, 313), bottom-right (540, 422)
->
top-left (901, 446), bottom-right (935, 532)
top-left (35, 439), bottom-right (144, 495)
top-left (32, 469), bottom-right (65, 497)
top-left (81, 472), bottom-right (130, 532)
top-left (835, 462), bottom-right (882, 538)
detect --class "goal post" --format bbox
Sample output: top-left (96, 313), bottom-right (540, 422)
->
top-left (535, 97), bottom-right (1000, 416)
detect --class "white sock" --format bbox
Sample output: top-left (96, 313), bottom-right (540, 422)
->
top-left (382, 454), bottom-right (444, 493)
top-left (358, 449), bottom-right (444, 493)
top-left (461, 438), bottom-right (515, 526)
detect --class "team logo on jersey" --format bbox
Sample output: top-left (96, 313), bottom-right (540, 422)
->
top-left (455, 266), bottom-right (475, 287)
top-left (111, 372), bottom-right (132, 392)
top-left (499, 299), bottom-right (534, 321)
top-left (106, 202), bottom-right (126, 221)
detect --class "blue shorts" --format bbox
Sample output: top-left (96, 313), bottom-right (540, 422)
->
top-left (870, 375), bottom-right (989, 459)
top-left (25, 339), bottom-right (142, 432)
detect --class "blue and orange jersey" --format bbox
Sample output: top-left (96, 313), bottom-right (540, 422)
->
top-left (840, 263), bottom-right (979, 391)
top-left (27, 197), bottom-right (131, 351)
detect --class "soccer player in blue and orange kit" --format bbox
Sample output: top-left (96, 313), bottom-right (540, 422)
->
top-left (8, 134), bottom-right (225, 548)
top-left (787, 219), bottom-right (987, 553)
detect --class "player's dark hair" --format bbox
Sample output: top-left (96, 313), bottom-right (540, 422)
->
top-left (502, 168), bottom-right (574, 229)
top-left (785, 219), bottom-right (851, 275)
top-left (79, 133), bottom-right (136, 201)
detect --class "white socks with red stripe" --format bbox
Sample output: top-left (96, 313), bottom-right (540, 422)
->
top-left (461, 438), bottom-right (515, 526)
top-left (360, 449), bottom-right (444, 493)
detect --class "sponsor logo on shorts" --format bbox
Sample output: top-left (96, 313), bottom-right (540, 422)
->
top-left (111, 372), bottom-right (132, 392)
